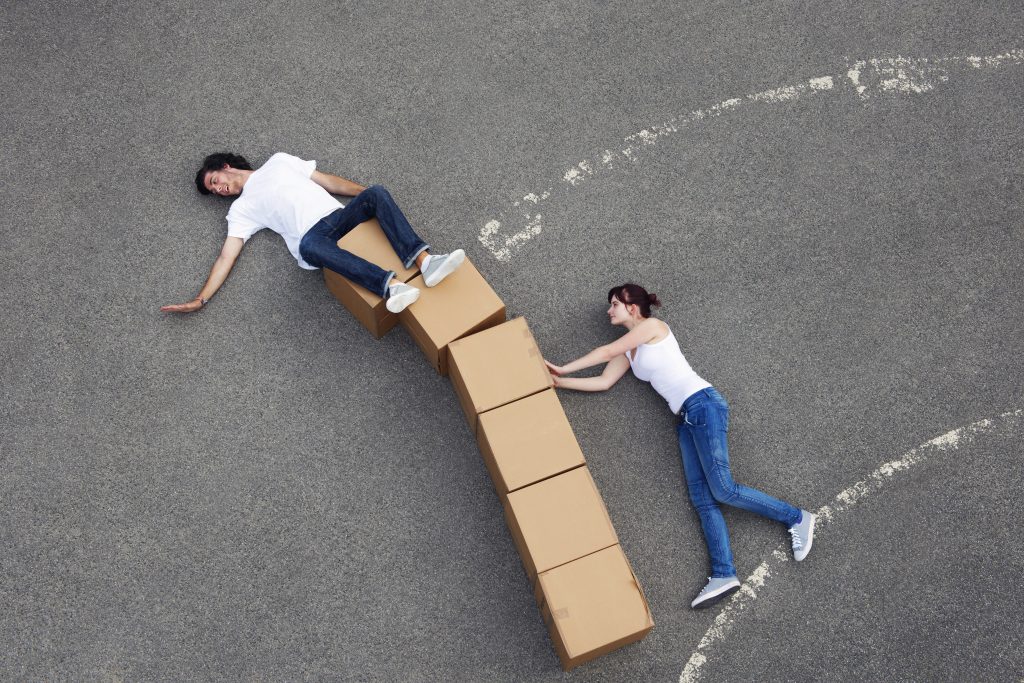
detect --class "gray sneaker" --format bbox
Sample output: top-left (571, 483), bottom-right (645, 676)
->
top-left (422, 249), bottom-right (466, 287)
top-left (789, 510), bottom-right (815, 562)
top-left (385, 282), bottom-right (420, 313)
top-left (691, 576), bottom-right (741, 609)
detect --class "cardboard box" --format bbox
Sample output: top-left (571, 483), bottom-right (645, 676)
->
top-left (447, 317), bottom-right (553, 434)
top-left (322, 218), bottom-right (419, 338)
top-left (398, 258), bottom-right (506, 375)
top-left (477, 389), bottom-right (586, 496)
top-left (536, 544), bottom-right (654, 671)
top-left (503, 466), bottom-right (619, 582)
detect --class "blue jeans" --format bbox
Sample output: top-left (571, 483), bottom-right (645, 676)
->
top-left (677, 387), bottom-right (802, 578)
top-left (298, 185), bottom-right (430, 298)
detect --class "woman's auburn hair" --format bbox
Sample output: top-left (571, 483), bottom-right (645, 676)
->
top-left (608, 283), bottom-right (662, 318)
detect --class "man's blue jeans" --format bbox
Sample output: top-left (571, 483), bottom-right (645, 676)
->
top-left (299, 185), bottom-right (430, 298)
top-left (677, 387), bottom-right (802, 578)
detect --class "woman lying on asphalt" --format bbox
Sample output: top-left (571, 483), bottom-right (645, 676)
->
top-left (544, 283), bottom-right (815, 609)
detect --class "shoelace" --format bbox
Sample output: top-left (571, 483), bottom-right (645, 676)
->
top-left (789, 526), bottom-right (803, 550)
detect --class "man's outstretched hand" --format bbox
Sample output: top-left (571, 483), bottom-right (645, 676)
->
top-left (160, 237), bottom-right (241, 315)
top-left (160, 298), bottom-right (204, 314)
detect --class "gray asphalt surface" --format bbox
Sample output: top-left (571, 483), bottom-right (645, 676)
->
top-left (2, 0), bottom-right (1022, 680)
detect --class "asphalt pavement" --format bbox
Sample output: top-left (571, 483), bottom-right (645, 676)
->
top-left (2, 0), bottom-right (1022, 680)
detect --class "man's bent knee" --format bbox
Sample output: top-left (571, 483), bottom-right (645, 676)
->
top-left (298, 234), bottom-right (330, 268)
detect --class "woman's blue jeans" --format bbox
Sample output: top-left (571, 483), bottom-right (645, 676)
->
top-left (677, 387), bottom-right (802, 578)
top-left (298, 185), bottom-right (430, 298)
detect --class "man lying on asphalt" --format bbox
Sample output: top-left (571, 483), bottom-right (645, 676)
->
top-left (161, 152), bottom-right (464, 314)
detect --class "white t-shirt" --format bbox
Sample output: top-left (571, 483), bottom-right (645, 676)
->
top-left (627, 326), bottom-right (712, 415)
top-left (225, 153), bottom-right (344, 270)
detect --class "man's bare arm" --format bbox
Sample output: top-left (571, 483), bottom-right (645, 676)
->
top-left (311, 170), bottom-right (366, 196)
top-left (160, 236), bottom-right (245, 313)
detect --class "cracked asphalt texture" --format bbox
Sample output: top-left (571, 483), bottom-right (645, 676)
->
top-left (2, 0), bottom-right (1022, 680)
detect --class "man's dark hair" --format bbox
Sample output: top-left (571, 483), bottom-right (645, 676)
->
top-left (195, 152), bottom-right (252, 194)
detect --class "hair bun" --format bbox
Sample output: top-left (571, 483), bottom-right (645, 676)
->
top-left (608, 283), bottom-right (661, 318)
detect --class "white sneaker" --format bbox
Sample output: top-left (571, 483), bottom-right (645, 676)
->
top-left (691, 576), bottom-right (741, 609)
top-left (789, 510), bottom-right (815, 562)
top-left (385, 282), bottom-right (420, 313)
top-left (422, 249), bottom-right (465, 287)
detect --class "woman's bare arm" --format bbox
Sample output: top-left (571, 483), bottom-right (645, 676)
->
top-left (552, 319), bottom-right (661, 374)
top-left (547, 354), bottom-right (631, 392)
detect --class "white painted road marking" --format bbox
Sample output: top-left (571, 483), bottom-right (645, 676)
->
top-left (678, 408), bottom-right (1024, 683)
top-left (478, 49), bottom-right (1024, 262)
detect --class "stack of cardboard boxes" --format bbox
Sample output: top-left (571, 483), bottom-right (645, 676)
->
top-left (321, 222), bottom-right (653, 671)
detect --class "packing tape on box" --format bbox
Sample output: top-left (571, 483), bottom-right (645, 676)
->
top-left (522, 326), bottom-right (544, 360)
top-left (524, 328), bottom-right (548, 369)
top-left (541, 604), bottom-right (570, 623)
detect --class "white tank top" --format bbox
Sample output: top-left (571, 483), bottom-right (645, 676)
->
top-left (627, 327), bottom-right (711, 415)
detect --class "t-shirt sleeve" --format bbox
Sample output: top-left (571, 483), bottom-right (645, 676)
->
top-left (225, 204), bottom-right (263, 242)
top-left (271, 152), bottom-right (316, 177)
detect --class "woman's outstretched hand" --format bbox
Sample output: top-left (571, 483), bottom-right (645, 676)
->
top-left (160, 298), bottom-right (204, 314)
top-left (544, 359), bottom-right (565, 377)
top-left (544, 359), bottom-right (567, 387)
top-left (545, 353), bottom-right (627, 393)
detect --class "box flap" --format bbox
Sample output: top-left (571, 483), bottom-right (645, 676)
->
top-left (448, 317), bottom-right (552, 417)
top-left (477, 389), bottom-right (585, 494)
top-left (398, 257), bottom-right (506, 374)
top-left (401, 259), bottom-right (505, 346)
top-left (505, 466), bottom-right (618, 577)
top-left (537, 545), bottom-right (654, 669)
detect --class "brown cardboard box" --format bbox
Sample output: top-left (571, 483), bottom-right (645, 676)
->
top-left (397, 258), bottom-right (506, 375)
top-left (536, 544), bottom-right (654, 671)
top-left (503, 466), bottom-right (619, 581)
top-left (477, 389), bottom-right (585, 496)
top-left (322, 218), bottom-right (419, 338)
top-left (447, 317), bottom-right (553, 434)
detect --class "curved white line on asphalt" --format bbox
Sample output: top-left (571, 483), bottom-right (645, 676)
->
top-left (678, 408), bottom-right (1024, 683)
top-left (478, 49), bottom-right (1024, 262)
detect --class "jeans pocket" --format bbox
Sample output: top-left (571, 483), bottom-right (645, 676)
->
top-left (684, 403), bottom-right (707, 427)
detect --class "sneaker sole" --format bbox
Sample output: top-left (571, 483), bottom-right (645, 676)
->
top-left (691, 581), bottom-right (741, 609)
top-left (423, 249), bottom-right (465, 287)
top-left (794, 513), bottom-right (816, 562)
top-left (385, 287), bottom-right (420, 313)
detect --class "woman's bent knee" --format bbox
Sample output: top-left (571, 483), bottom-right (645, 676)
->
top-left (708, 478), bottom-right (741, 505)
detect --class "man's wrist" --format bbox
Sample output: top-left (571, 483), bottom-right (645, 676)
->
top-left (195, 296), bottom-right (209, 306)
